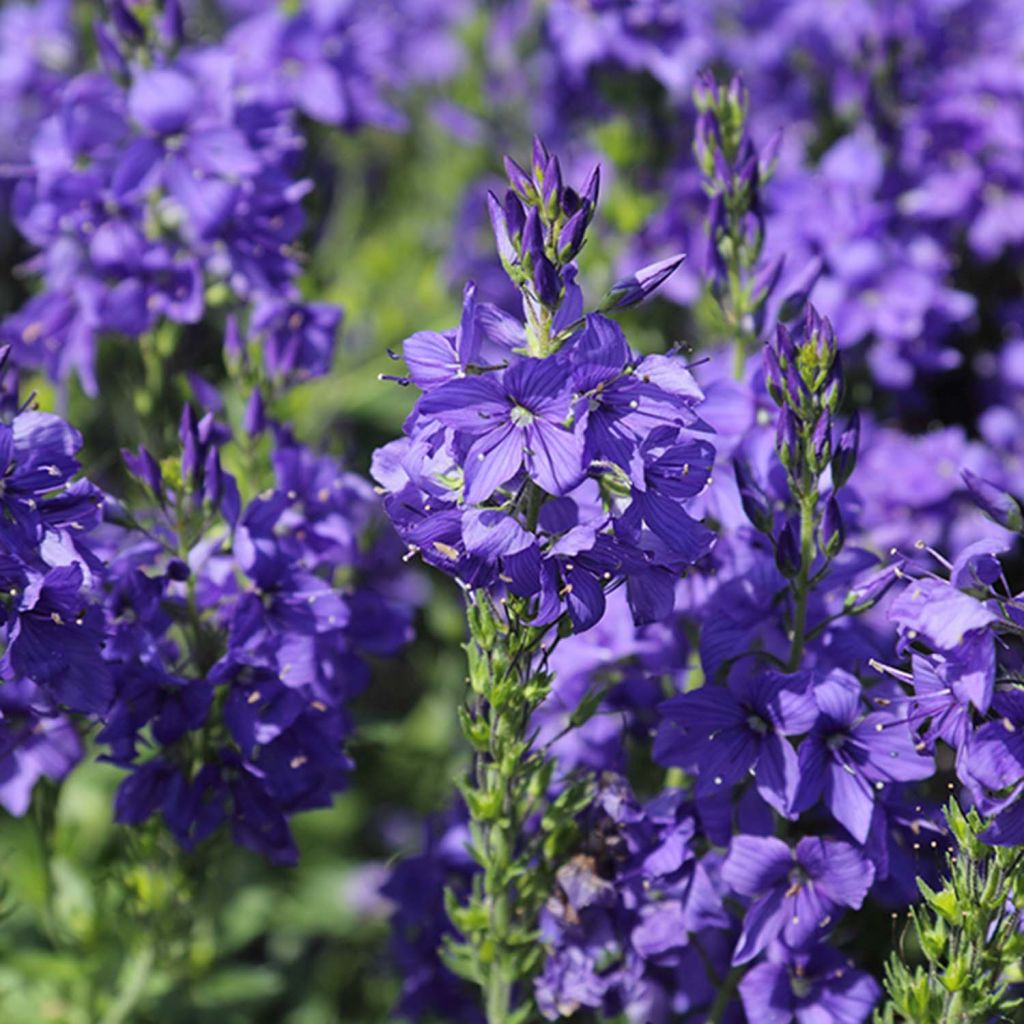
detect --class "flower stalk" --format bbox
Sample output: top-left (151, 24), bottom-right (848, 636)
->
top-left (875, 801), bottom-right (1024, 1024)
top-left (443, 594), bottom-right (563, 1023)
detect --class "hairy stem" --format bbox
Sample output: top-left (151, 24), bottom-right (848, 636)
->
top-left (448, 594), bottom-right (556, 1024)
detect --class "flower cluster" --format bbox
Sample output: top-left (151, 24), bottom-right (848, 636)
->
top-left (100, 403), bottom-right (412, 864)
top-left (3, 2), bottom-right (1024, 1022)
top-left (382, 82), bottom-right (1006, 1023)
top-left (222, 0), bottom-right (469, 132)
top-left (0, 347), bottom-right (106, 811)
top-left (694, 73), bottom-right (780, 351)
top-left (0, 0), bottom-right (75, 188)
top-left (375, 142), bottom-right (713, 632)
top-left (885, 519), bottom-right (1024, 847)
top-left (473, 0), bottom-right (1024, 398)
top-left (0, 2), bottom-right (328, 391)
top-left (536, 775), bottom-right (883, 1023)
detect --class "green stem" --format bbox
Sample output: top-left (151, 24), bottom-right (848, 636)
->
top-left (525, 296), bottom-right (554, 358)
top-left (453, 595), bottom-right (554, 1024)
top-left (731, 331), bottom-right (748, 380)
top-left (485, 966), bottom-right (514, 1024)
top-left (31, 782), bottom-right (60, 947)
top-left (787, 489), bottom-right (817, 671)
top-left (707, 965), bottom-right (746, 1023)
top-left (99, 942), bottom-right (155, 1024)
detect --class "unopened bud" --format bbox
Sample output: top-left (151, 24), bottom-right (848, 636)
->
top-left (775, 519), bottom-right (801, 578)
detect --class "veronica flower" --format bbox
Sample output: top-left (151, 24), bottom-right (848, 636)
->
top-left (0, 680), bottom-right (82, 816)
top-left (962, 689), bottom-right (1024, 846)
top-left (890, 572), bottom-right (999, 713)
top-left (416, 355), bottom-right (585, 504)
top-left (0, 410), bottom-right (90, 540)
top-left (723, 833), bottom-right (874, 965)
top-left (114, 63), bottom-right (261, 229)
top-left (251, 298), bottom-right (342, 383)
top-left (568, 313), bottom-right (705, 470)
top-left (654, 670), bottom-right (818, 816)
top-left (792, 670), bottom-right (933, 844)
top-left (615, 426), bottom-right (716, 563)
top-left (738, 940), bottom-right (881, 1024)
top-left (5, 564), bottom-right (112, 714)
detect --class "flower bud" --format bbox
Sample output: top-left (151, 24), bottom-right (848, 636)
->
top-left (558, 208), bottom-right (588, 262)
top-left (580, 164), bottom-right (600, 212)
top-left (604, 253), bottom-right (686, 310)
top-left (223, 314), bottom-right (245, 374)
top-left (533, 255), bottom-right (562, 309)
top-left (811, 412), bottom-right (832, 472)
top-left (179, 403), bottom-right (199, 483)
top-left (503, 189), bottom-right (526, 242)
top-left (243, 388), bottom-right (266, 437)
top-left (520, 207), bottom-right (545, 269)
top-left (159, 0), bottom-right (184, 45)
top-left (503, 155), bottom-right (533, 200)
top-left (121, 445), bottom-right (164, 499)
top-left (775, 409), bottom-right (799, 471)
top-left (764, 346), bottom-right (785, 406)
top-left (775, 518), bottom-right (801, 578)
top-left (820, 497), bottom-right (844, 557)
top-left (542, 153), bottom-right (562, 218)
top-left (832, 411), bottom-right (859, 488)
top-left (772, 322), bottom-right (797, 367)
top-left (166, 558), bottom-right (190, 582)
top-left (734, 459), bottom-right (773, 534)
top-left (693, 70), bottom-right (719, 112)
top-left (531, 136), bottom-right (550, 181)
top-left (962, 469), bottom-right (1024, 532)
top-left (487, 191), bottom-right (516, 269)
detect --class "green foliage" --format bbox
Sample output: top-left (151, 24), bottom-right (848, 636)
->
top-left (875, 801), bottom-right (1024, 1024)
top-left (445, 593), bottom-right (593, 1024)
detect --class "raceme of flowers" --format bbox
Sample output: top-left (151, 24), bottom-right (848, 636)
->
top-left (104, 404), bottom-right (412, 864)
top-left (375, 144), bottom-right (713, 632)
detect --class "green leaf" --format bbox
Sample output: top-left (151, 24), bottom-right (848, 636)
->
top-left (189, 967), bottom-right (285, 1009)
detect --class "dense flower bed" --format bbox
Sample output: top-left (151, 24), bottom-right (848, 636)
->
top-left (0, 1), bottom-right (1022, 1022)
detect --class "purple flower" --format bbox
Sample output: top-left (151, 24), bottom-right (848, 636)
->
top-left (889, 577), bottom-right (997, 655)
top-left (604, 253), bottom-right (686, 310)
top-left (251, 298), bottom-right (342, 383)
top-left (102, 406), bottom-right (414, 864)
top-left (567, 314), bottom-right (705, 470)
top-left (738, 940), bottom-right (881, 1024)
top-left (535, 777), bottom-right (731, 1023)
top-left (115, 63), bottom-right (260, 213)
top-left (6, 564), bottom-right (112, 715)
top-left (654, 671), bottom-right (818, 816)
top-left (381, 808), bottom-right (480, 1023)
top-left (417, 356), bottom-right (584, 503)
top-left (722, 833), bottom-right (874, 964)
top-left (792, 671), bottom-right (933, 844)
top-left (0, 680), bottom-right (82, 816)
top-left (963, 691), bottom-right (1024, 846)
top-left (1, 35), bottom-right (312, 388)
top-left (377, 141), bottom-right (717, 643)
top-left (616, 428), bottom-right (716, 563)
